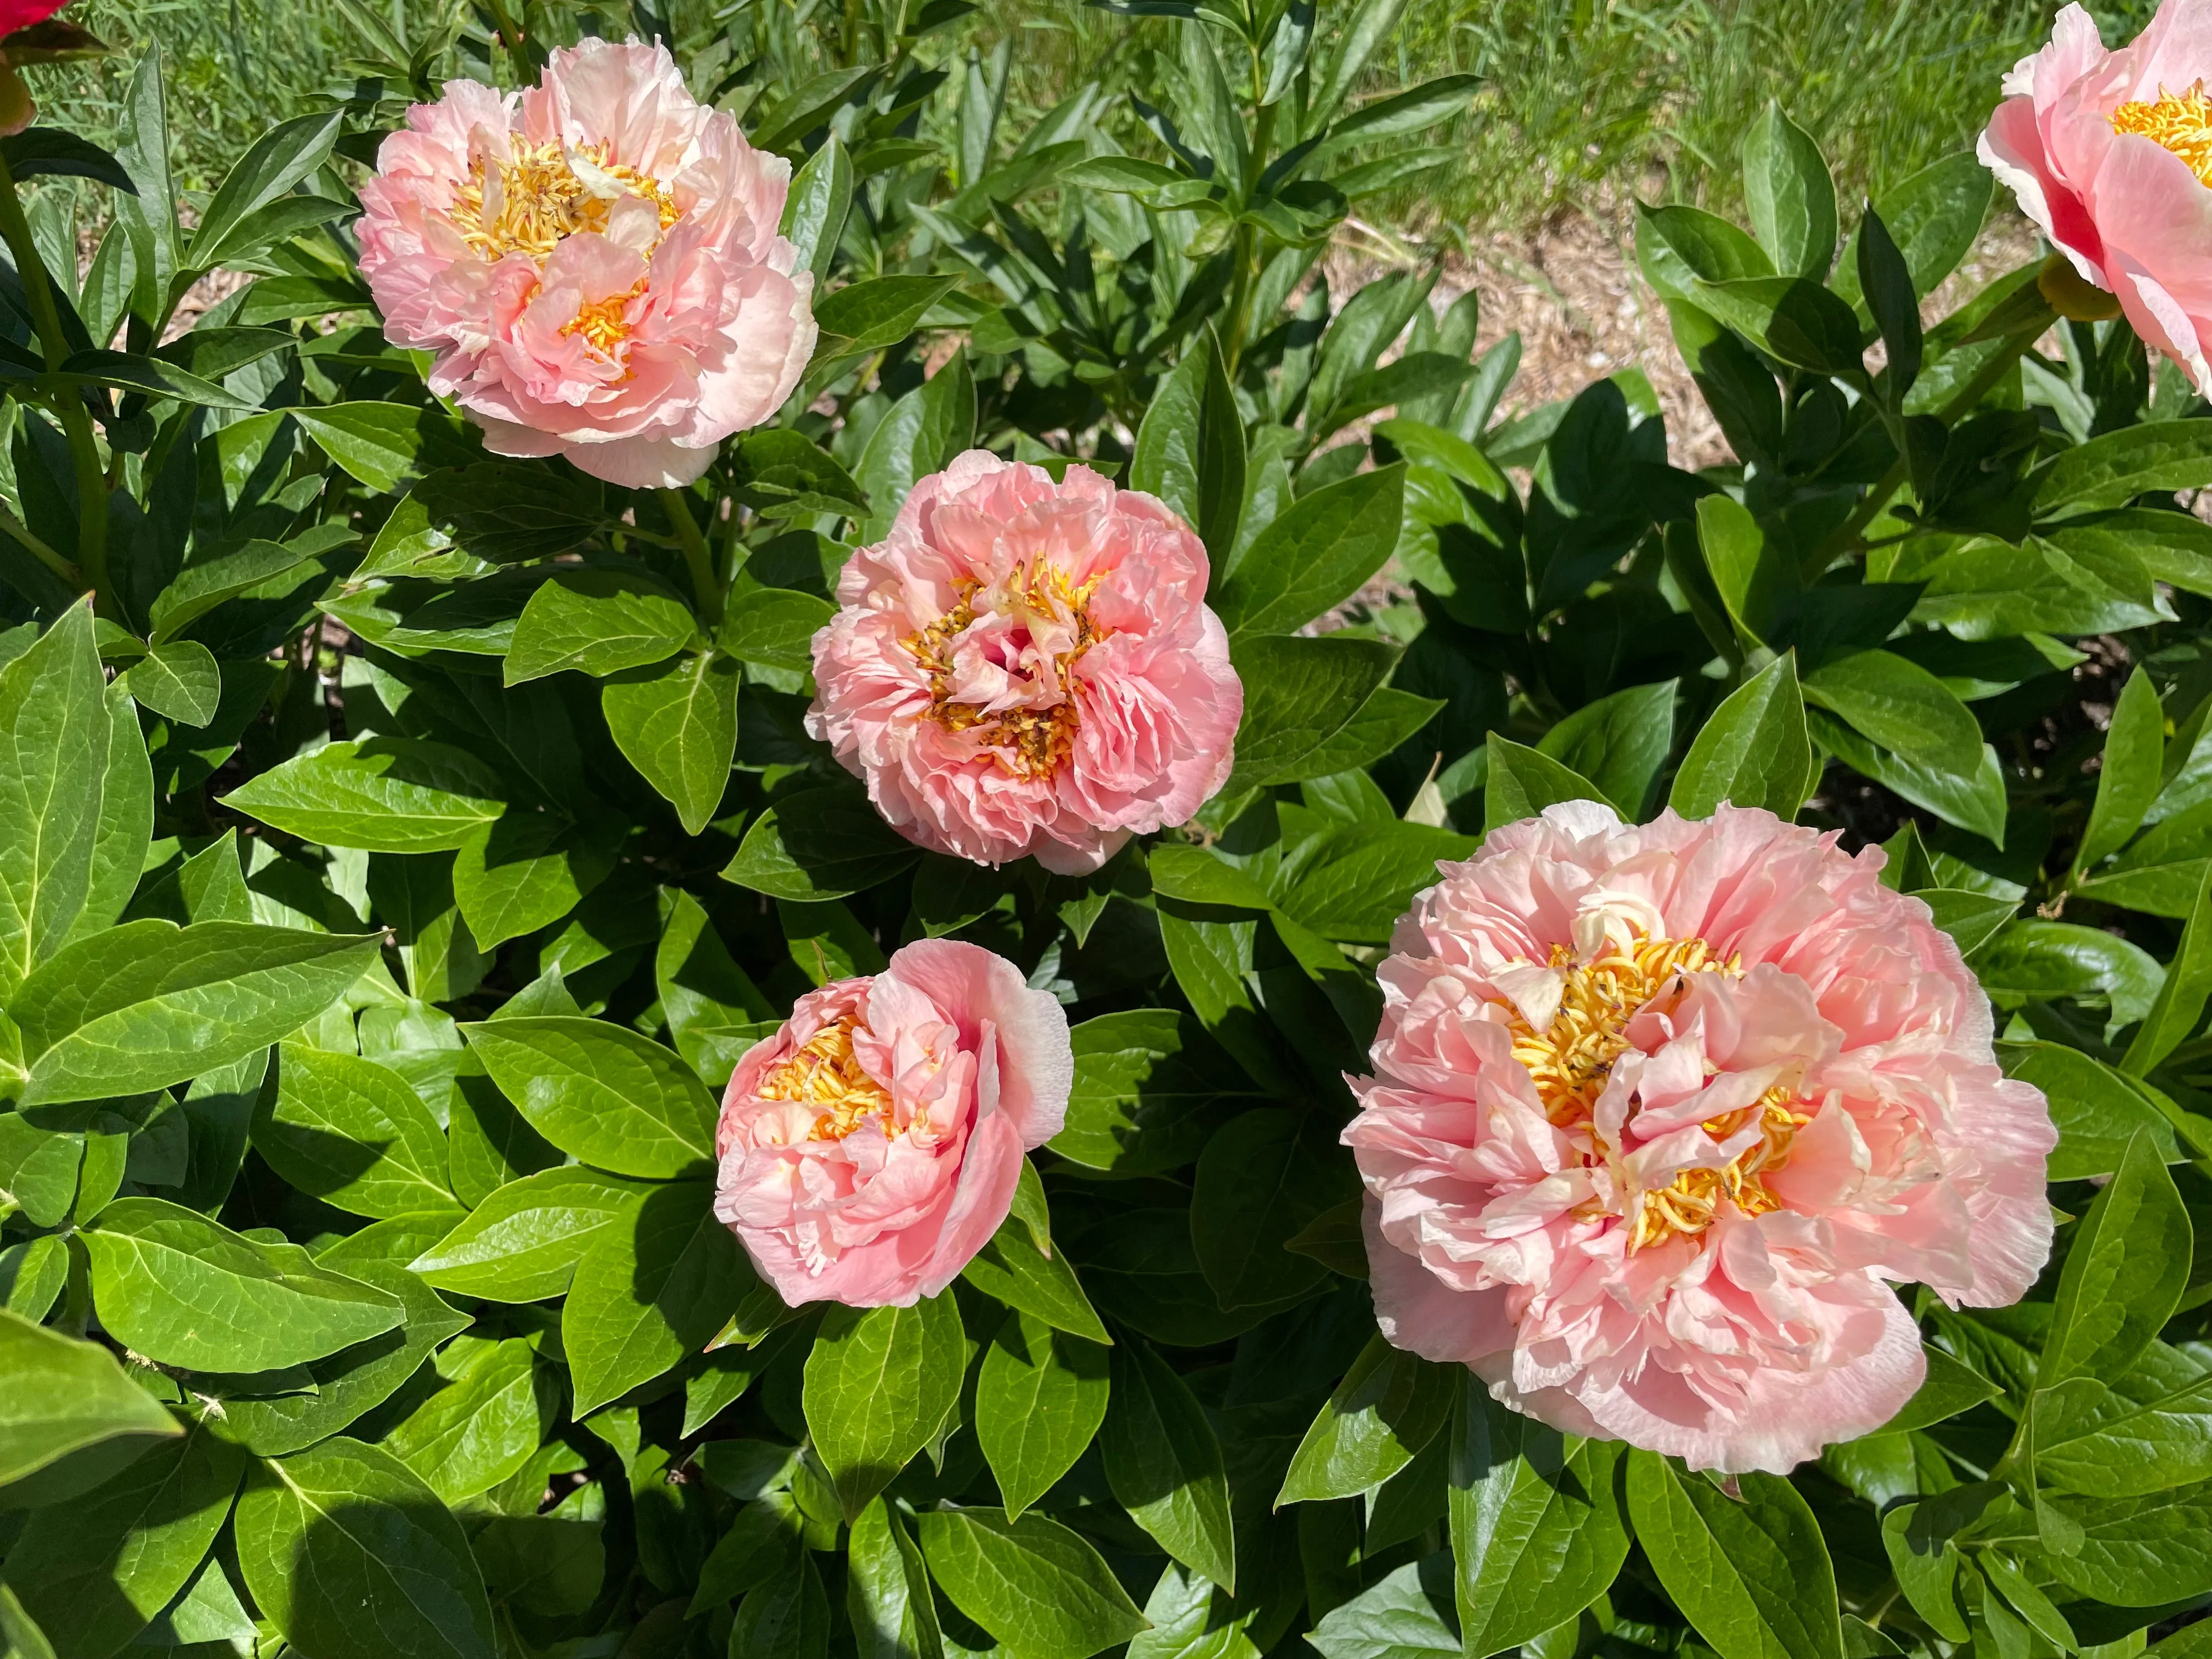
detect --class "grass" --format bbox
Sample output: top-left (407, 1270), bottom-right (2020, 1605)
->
top-left (20, 0), bottom-right (2160, 233)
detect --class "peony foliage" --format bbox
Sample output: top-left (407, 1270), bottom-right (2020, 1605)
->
top-left (0, 0), bottom-right (2209, 1656)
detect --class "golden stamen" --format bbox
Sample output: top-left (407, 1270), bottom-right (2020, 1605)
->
top-left (1503, 934), bottom-right (1810, 1249)
top-left (449, 139), bottom-right (682, 264)
top-left (2111, 82), bottom-right (2212, 187)
top-left (757, 1019), bottom-right (895, 1142)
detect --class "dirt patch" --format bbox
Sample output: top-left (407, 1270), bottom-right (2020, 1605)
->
top-left (1329, 205), bottom-right (2045, 473)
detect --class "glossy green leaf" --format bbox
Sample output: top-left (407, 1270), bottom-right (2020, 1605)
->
top-left (1102, 1338), bottom-right (1237, 1590)
top-left (222, 738), bottom-right (505, 853)
top-left (408, 1166), bottom-right (651, 1302)
top-left (2042, 1131), bottom-right (2193, 1389)
top-left (503, 571), bottom-right (697, 685)
top-left (848, 1498), bottom-right (945, 1659)
top-left (0, 602), bottom-right (106, 1000)
top-left (1670, 653), bottom-right (1812, 819)
top-left (562, 1181), bottom-right (753, 1415)
top-left (1742, 100), bottom-right (1837, 279)
top-left (235, 1437), bottom-right (495, 1659)
top-left (2078, 665), bottom-right (2166, 877)
top-left (1225, 635), bottom-right (1398, 794)
top-left (1214, 465), bottom-right (1404, 639)
top-left (255, 1043), bottom-right (458, 1218)
top-left (383, 1336), bottom-right (551, 1505)
top-left (460, 1015), bottom-right (715, 1178)
top-left (82, 1198), bottom-right (403, 1371)
top-left (803, 1294), bottom-right (967, 1520)
top-left (120, 639), bottom-right (220, 728)
top-left (602, 652), bottom-right (740, 836)
top-left (1192, 1109), bottom-right (1352, 1312)
top-left (1279, 1335), bottom-right (1455, 1506)
top-left (915, 1508), bottom-right (1148, 1659)
top-left (1484, 737), bottom-right (1603, 833)
top-left (0, 1308), bottom-right (178, 1488)
top-left (720, 588), bottom-right (837, 675)
top-left (977, 1312), bottom-right (1110, 1519)
top-left (724, 786), bottom-right (921, 901)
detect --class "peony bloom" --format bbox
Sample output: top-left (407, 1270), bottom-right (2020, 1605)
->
top-left (806, 450), bottom-right (1242, 873)
top-left (713, 937), bottom-right (1072, 1308)
top-left (356, 37), bottom-right (815, 488)
top-left (1344, 802), bottom-right (2055, 1474)
top-left (0, 1), bottom-right (74, 136)
top-left (1979, 0), bottom-right (2212, 392)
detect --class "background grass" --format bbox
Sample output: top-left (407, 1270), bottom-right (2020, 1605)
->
top-left (23, 0), bottom-right (2160, 230)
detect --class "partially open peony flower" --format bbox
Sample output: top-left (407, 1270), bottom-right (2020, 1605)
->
top-left (357, 37), bottom-right (814, 489)
top-left (713, 938), bottom-right (1071, 1308)
top-left (1979, 0), bottom-right (2212, 392)
top-left (807, 450), bottom-right (1242, 873)
top-left (1345, 802), bottom-right (2055, 1474)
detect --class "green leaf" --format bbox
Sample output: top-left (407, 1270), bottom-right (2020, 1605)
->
top-left (1997, 1041), bottom-right (2177, 1181)
top-left (1836, 153), bottom-right (1992, 304)
top-left (382, 1335), bottom-right (551, 1505)
top-left (961, 1213), bottom-right (1111, 1344)
top-left (460, 1015), bottom-right (716, 1179)
top-left (1279, 1335), bottom-right (1455, 1506)
top-left (1880, 1346), bottom-right (2004, 1435)
top-left (1915, 887), bottom-right (2016, 958)
top-left (693, 1488), bottom-right (805, 1612)
top-left (1310, 1555), bottom-right (1455, 1659)
top-left (733, 1555), bottom-right (833, 1659)
top-left (1670, 653), bottom-right (1812, 819)
top-left (804, 1294), bottom-right (968, 1520)
top-left (120, 639), bottom-right (220, 727)
top-left (219, 1257), bottom-right (470, 1457)
top-left (2041, 1131), bottom-right (2192, 1390)
top-left (0, 602), bottom-right (106, 1000)
top-left (1878, 1498), bottom-right (1971, 1641)
top-left (977, 1312), bottom-right (1110, 1519)
top-left (12, 921), bottom-right (381, 1105)
top-left (656, 889), bottom-right (778, 1088)
top-left (408, 1165), bottom-right (652, 1302)
top-left (723, 786), bottom-right (921, 902)
top-left (848, 1498), bottom-right (945, 1659)
top-left (1803, 649), bottom-right (1983, 777)
top-left (1485, 736), bottom-right (1604, 833)
top-left (185, 110), bottom-right (341, 268)
top-left (503, 571), bottom-right (697, 685)
top-left (1623, 1449), bottom-right (1843, 1659)
top-left (0, 1308), bottom-right (178, 1488)
top-left (602, 652), bottom-right (740, 836)
top-left (1132, 328), bottom-right (1245, 560)
top-left (1448, 1378), bottom-right (1631, 1656)
top-left (782, 134), bottom-right (854, 291)
top-left (81, 1198), bottom-right (403, 1370)
top-left (2077, 665), bottom-right (2166, 878)
top-left (1226, 635), bottom-right (1399, 794)
top-left (222, 737), bottom-right (505, 853)
top-left (290, 403), bottom-right (473, 495)
top-left (2045, 1480), bottom-right (2212, 1607)
top-left (1, 128), bottom-right (133, 192)
top-left (1912, 526), bottom-right (2167, 639)
top-left (1277, 821), bottom-right (1476, 945)
top-left (563, 1181), bottom-right (752, 1416)
top-left (1191, 1108), bottom-right (1350, 1311)
top-left (915, 1508), bottom-right (1149, 1659)
top-left (720, 586), bottom-right (837, 674)
top-left (1975, 918), bottom-right (2164, 1029)
top-left (1052, 1009), bottom-right (1261, 1176)
top-left (1808, 711), bottom-right (2007, 845)
top-left (2124, 862), bottom-right (2212, 1077)
top-left (1102, 1338), bottom-right (1237, 1590)
top-left (451, 810), bottom-right (616, 951)
top-left (1694, 275), bottom-right (1865, 376)
top-left (4, 1420), bottom-right (242, 1659)
top-left (71, 682), bottom-right (150, 949)
top-left (1636, 202), bottom-right (1775, 299)
top-left (2032, 1370), bottom-right (2212, 1498)
top-left (254, 1042), bottom-right (458, 1218)
top-left (1212, 464), bottom-right (1404, 639)
top-left (855, 350), bottom-right (975, 535)
top-left (0, 1585), bottom-right (54, 1659)
top-left (235, 1437), bottom-right (495, 1659)
top-left (1536, 679), bottom-right (1677, 819)
top-left (1742, 101), bottom-right (1837, 279)
top-left (2033, 420), bottom-right (2212, 520)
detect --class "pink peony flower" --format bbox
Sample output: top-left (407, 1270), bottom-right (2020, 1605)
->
top-left (712, 937), bottom-right (1072, 1308)
top-left (356, 38), bottom-right (815, 488)
top-left (1979, 0), bottom-right (2212, 392)
top-left (806, 450), bottom-right (1242, 873)
top-left (1344, 802), bottom-right (2055, 1474)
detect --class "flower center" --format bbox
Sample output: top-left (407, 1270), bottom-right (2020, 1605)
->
top-left (757, 1018), bottom-right (895, 1142)
top-left (563, 279), bottom-right (649, 356)
top-left (451, 138), bottom-right (681, 264)
top-left (1503, 935), bottom-right (1809, 1249)
top-left (2110, 83), bottom-right (2212, 186)
top-left (902, 560), bottom-right (1108, 781)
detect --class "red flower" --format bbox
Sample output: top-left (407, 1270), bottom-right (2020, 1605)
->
top-left (0, 1), bottom-right (66, 34)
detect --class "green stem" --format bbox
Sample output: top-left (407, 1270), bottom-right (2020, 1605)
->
top-left (0, 148), bottom-right (107, 613)
top-left (0, 499), bottom-right (77, 585)
top-left (483, 0), bottom-right (528, 84)
top-left (662, 487), bottom-right (723, 629)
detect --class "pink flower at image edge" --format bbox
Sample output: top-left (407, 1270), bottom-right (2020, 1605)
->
top-left (0, 1), bottom-right (66, 34)
top-left (1345, 802), bottom-right (2056, 1474)
top-left (0, 0), bottom-right (70, 137)
top-left (808, 450), bottom-right (1243, 874)
top-left (1980, 0), bottom-right (2212, 392)
top-left (712, 937), bottom-right (1072, 1308)
top-left (356, 36), bottom-right (815, 488)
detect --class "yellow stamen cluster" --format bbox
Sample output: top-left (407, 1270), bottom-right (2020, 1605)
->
top-left (565, 280), bottom-right (649, 356)
top-left (2111, 82), bottom-right (2212, 186)
top-left (757, 1019), bottom-right (895, 1142)
top-left (903, 563), bottom-right (1108, 781)
top-left (450, 139), bottom-right (682, 263)
top-left (1503, 935), bottom-right (1810, 1249)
